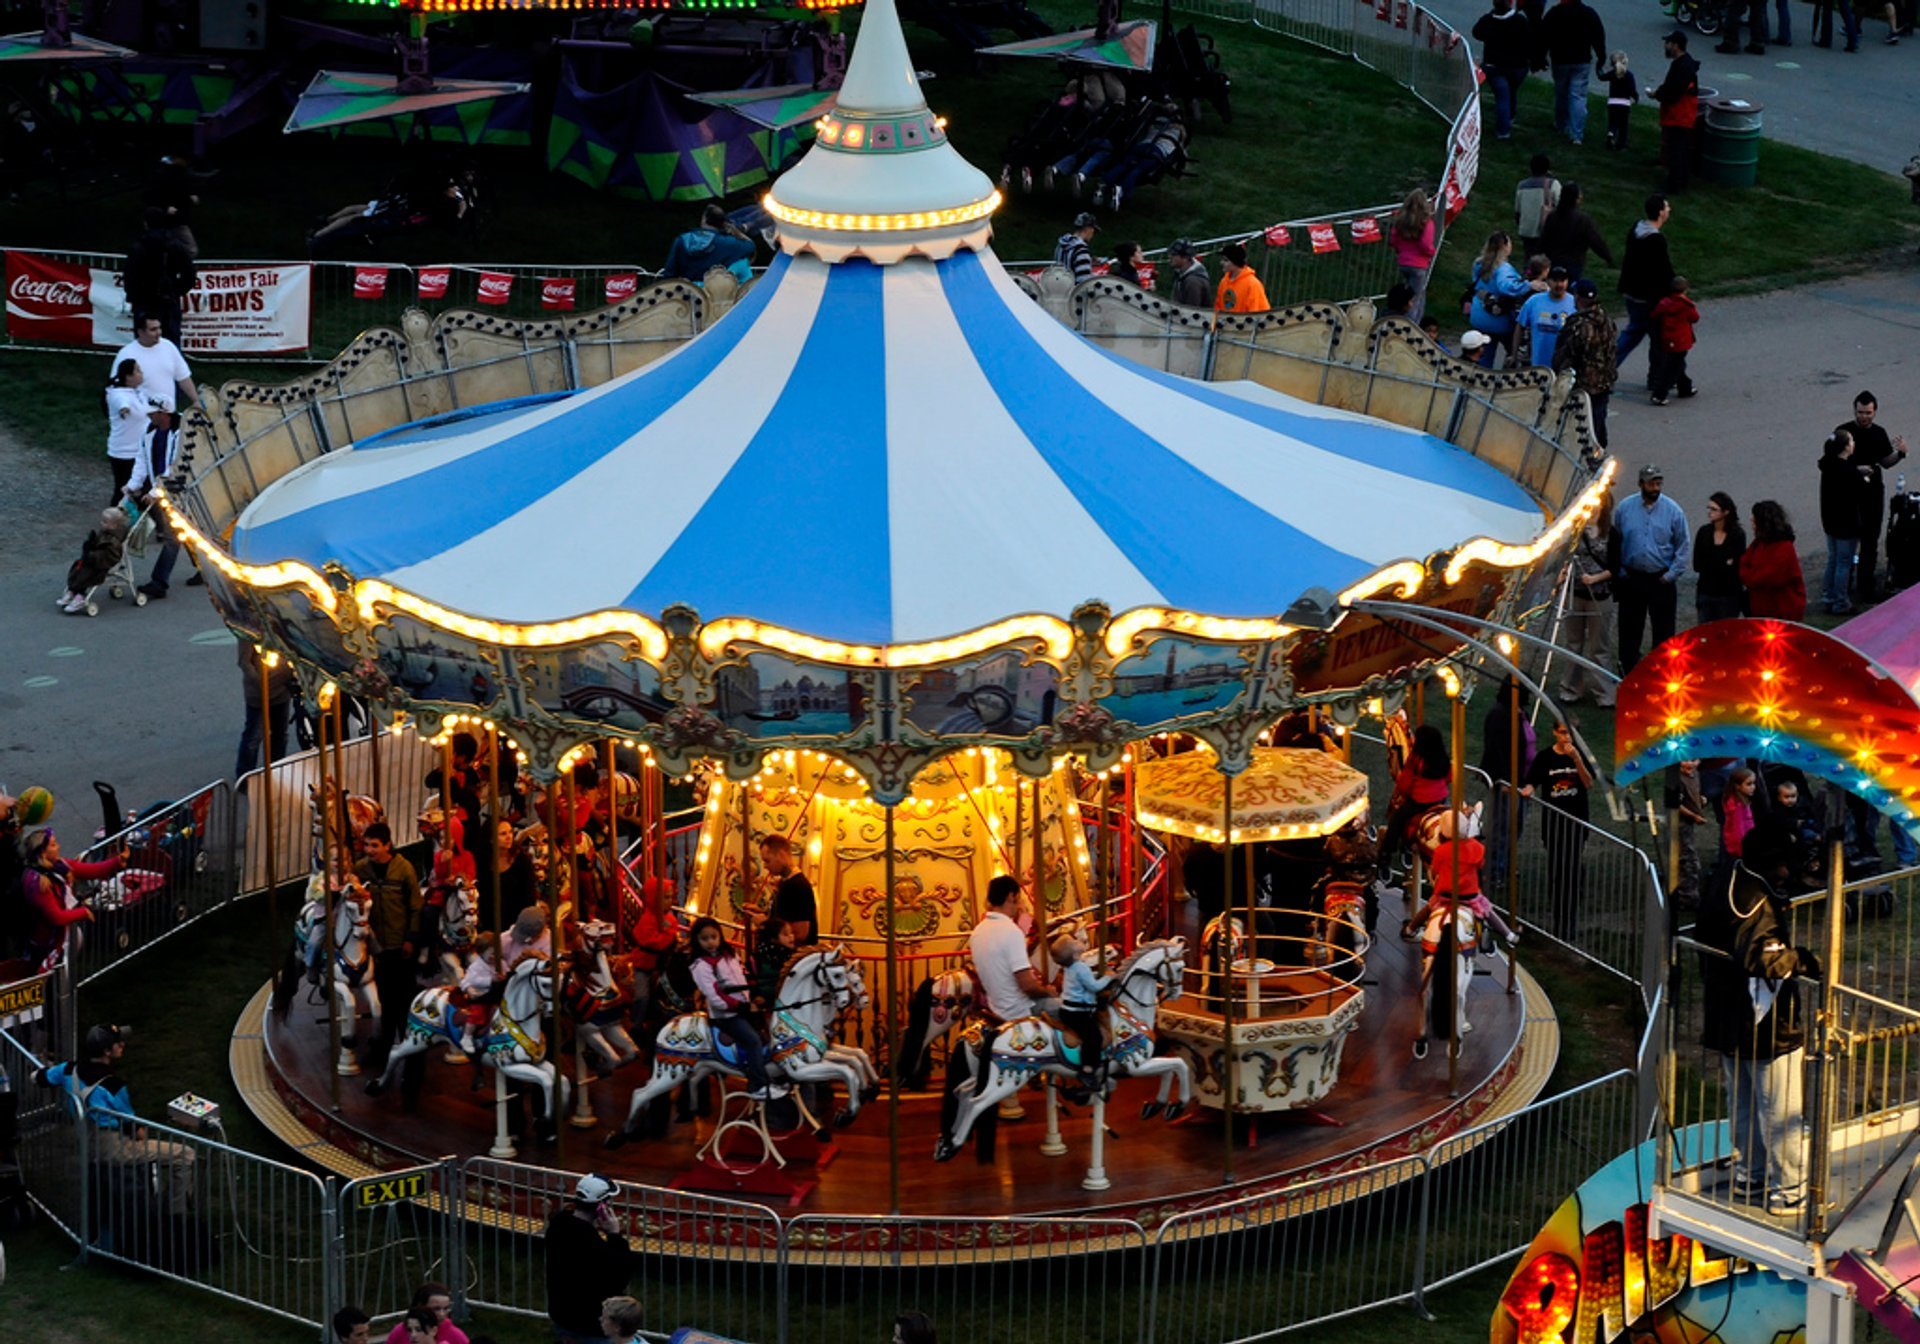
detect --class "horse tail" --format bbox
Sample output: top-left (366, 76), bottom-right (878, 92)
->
top-left (901, 977), bottom-right (937, 1090)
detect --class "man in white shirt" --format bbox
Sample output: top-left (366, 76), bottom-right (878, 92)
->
top-left (111, 314), bottom-right (198, 598)
top-left (946, 874), bottom-right (1056, 1161)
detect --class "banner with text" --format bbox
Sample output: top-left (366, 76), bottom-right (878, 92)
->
top-left (5, 251), bottom-right (312, 354)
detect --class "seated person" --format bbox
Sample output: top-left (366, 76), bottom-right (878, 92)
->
top-left (752, 916), bottom-right (796, 1011)
top-left (1051, 929), bottom-right (1112, 1089)
top-left (455, 931), bottom-right (499, 1056)
top-left (660, 204), bottom-right (757, 284)
top-left (1405, 811), bottom-right (1518, 948)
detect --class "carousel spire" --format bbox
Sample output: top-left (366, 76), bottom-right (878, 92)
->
top-left (763, 0), bottom-right (1002, 263)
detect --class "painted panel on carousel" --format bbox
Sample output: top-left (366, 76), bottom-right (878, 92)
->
top-left (713, 655), bottom-right (869, 739)
top-left (525, 641), bottom-right (668, 732)
top-left (901, 654), bottom-right (1058, 738)
top-left (1107, 638), bottom-right (1253, 725)
top-left (1292, 566), bottom-right (1508, 695)
top-left (261, 589), bottom-right (360, 686)
top-left (1490, 1124), bottom-right (1806, 1344)
top-left (370, 613), bottom-right (502, 709)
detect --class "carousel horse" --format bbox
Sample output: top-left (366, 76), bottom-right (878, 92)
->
top-left (564, 919), bottom-right (643, 1075)
top-left (1407, 806), bottom-right (1485, 1060)
top-left (934, 937), bottom-right (1192, 1163)
top-left (290, 875), bottom-right (382, 1051)
top-left (604, 946), bottom-right (874, 1148)
top-left (430, 879), bottom-right (479, 984)
top-left (369, 953), bottom-right (570, 1140)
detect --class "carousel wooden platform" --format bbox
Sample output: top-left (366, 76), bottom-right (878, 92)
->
top-left (233, 891), bottom-right (1560, 1228)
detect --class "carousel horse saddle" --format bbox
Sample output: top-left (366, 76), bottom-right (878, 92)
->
top-left (1037, 1015), bottom-right (1085, 1063)
top-left (710, 1032), bottom-right (768, 1069)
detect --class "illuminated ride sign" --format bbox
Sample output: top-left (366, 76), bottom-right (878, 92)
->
top-left (1491, 1128), bottom-right (1807, 1344)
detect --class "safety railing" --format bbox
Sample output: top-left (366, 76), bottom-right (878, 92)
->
top-left (69, 778), bottom-right (235, 989)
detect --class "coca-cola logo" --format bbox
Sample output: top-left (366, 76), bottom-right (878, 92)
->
top-left (542, 281), bottom-right (573, 301)
top-left (9, 273), bottom-right (86, 308)
top-left (605, 274), bottom-right (637, 301)
top-left (477, 275), bottom-right (511, 298)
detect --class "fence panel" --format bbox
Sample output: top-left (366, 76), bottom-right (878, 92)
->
top-left (1150, 1156), bottom-right (1427, 1342)
top-left (786, 1214), bottom-right (1149, 1344)
top-left (71, 779), bottom-right (235, 988)
top-left (0, 1011), bottom-right (86, 1243)
top-left (337, 1160), bottom-right (466, 1327)
top-left (462, 1159), bottom-right (784, 1344)
top-left (1418, 1070), bottom-right (1637, 1292)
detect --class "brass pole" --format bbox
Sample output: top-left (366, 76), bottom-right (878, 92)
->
top-left (739, 774), bottom-right (753, 929)
top-left (1097, 772), bottom-right (1111, 969)
top-left (1414, 680), bottom-right (1425, 731)
top-left (316, 695), bottom-right (341, 1112)
top-left (606, 738), bottom-right (621, 951)
top-left (543, 766), bottom-right (564, 1162)
top-left (439, 733), bottom-right (454, 865)
top-left (258, 651), bottom-right (277, 969)
top-left (1448, 690), bottom-right (1465, 1098)
top-left (1221, 771), bottom-right (1236, 1183)
top-left (1505, 675), bottom-right (1521, 994)
top-left (488, 728), bottom-right (502, 976)
top-left (884, 804), bottom-right (900, 1216)
top-left (1014, 771), bottom-right (1026, 890)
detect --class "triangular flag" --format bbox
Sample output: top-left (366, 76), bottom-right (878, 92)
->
top-left (1309, 223), bottom-right (1340, 253)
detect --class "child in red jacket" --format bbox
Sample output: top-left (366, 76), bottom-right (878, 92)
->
top-left (1649, 275), bottom-right (1699, 405)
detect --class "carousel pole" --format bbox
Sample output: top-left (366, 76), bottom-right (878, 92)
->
top-left (488, 728), bottom-right (503, 963)
top-left (440, 733), bottom-right (455, 854)
top-left (549, 763), bottom-right (567, 1162)
top-left (1083, 766), bottom-right (1114, 1192)
top-left (1505, 674), bottom-right (1521, 995)
top-left (1097, 772), bottom-right (1112, 964)
top-left (606, 738), bottom-right (622, 948)
top-left (1414, 680), bottom-right (1426, 732)
top-left (1220, 772), bottom-right (1236, 1184)
top-left (316, 694), bottom-right (344, 1103)
top-left (1448, 686), bottom-right (1466, 1099)
top-left (884, 804), bottom-right (901, 1216)
top-left (1039, 767), bottom-right (1069, 1159)
top-left (258, 649), bottom-right (278, 976)
top-left (330, 691), bottom-right (357, 1080)
top-left (1014, 773), bottom-right (1026, 893)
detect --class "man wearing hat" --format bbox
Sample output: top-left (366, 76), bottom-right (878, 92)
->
top-left (1214, 242), bottom-right (1270, 316)
top-left (1613, 465), bottom-right (1692, 673)
top-left (544, 1172), bottom-right (638, 1343)
top-left (1458, 330), bottom-right (1492, 360)
top-left (35, 1025), bottom-right (197, 1216)
top-left (1054, 212), bottom-right (1099, 284)
top-left (1168, 238), bottom-right (1210, 308)
top-left (1517, 265), bottom-right (1577, 367)
top-left (1551, 278), bottom-right (1619, 451)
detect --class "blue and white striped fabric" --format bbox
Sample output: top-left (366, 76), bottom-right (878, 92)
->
top-left (232, 249), bottom-right (1546, 645)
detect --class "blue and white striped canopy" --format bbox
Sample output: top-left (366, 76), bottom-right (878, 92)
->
top-left (232, 249), bottom-right (1546, 646)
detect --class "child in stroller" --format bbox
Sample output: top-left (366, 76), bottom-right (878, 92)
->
top-left (57, 507), bottom-right (132, 616)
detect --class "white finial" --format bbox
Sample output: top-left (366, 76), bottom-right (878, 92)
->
top-left (763, 0), bottom-right (1000, 264)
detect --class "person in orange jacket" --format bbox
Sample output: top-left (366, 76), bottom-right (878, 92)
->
top-left (1649, 274), bottom-right (1699, 405)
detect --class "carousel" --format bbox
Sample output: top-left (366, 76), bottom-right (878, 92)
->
top-left (167, 0), bottom-right (1604, 1234)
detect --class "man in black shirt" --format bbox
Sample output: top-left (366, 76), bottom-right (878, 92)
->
top-left (760, 834), bottom-right (817, 944)
top-left (545, 1172), bottom-right (638, 1343)
top-left (1539, 0), bottom-right (1607, 145)
top-left (1521, 720), bottom-right (1594, 937)
top-left (1836, 389), bottom-right (1911, 603)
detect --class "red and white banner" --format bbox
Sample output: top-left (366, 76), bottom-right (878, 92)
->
top-left (352, 266), bottom-right (388, 300)
top-left (5, 251), bottom-right (312, 354)
top-left (476, 271), bottom-right (513, 306)
top-left (417, 266), bottom-right (450, 300)
top-left (540, 276), bottom-right (577, 312)
top-left (1136, 260), bottom-right (1158, 289)
top-left (605, 272), bottom-right (638, 305)
top-left (1308, 223), bottom-right (1341, 254)
top-left (1350, 216), bottom-right (1384, 244)
top-left (1263, 224), bottom-right (1292, 248)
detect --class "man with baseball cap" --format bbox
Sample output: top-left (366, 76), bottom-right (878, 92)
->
top-left (1053, 212), bottom-right (1099, 284)
top-left (1613, 465), bottom-right (1691, 673)
top-left (1168, 238), bottom-right (1211, 307)
top-left (1517, 264), bottom-right (1576, 367)
top-left (544, 1172), bottom-right (637, 1343)
top-left (35, 1024), bottom-right (197, 1216)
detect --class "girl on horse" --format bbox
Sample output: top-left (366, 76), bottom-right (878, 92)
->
top-left (688, 916), bottom-right (780, 1101)
top-left (455, 930), bottom-right (499, 1058)
top-left (1380, 725), bottom-right (1450, 877)
top-left (1404, 810), bottom-right (1518, 948)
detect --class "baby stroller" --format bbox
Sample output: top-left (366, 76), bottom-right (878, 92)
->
top-left (60, 498), bottom-right (156, 617)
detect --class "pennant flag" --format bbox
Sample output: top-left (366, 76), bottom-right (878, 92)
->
top-left (352, 266), bottom-right (388, 300)
top-left (1309, 223), bottom-right (1341, 253)
top-left (417, 266), bottom-right (450, 300)
top-left (605, 273), bottom-right (639, 305)
top-left (1264, 224), bottom-right (1292, 247)
top-left (1350, 217), bottom-right (1383, 244)
top-left (1443, 175), bottom-right (1469, 224)
top-left (1395, 0), bottom-right (1409, 28)
top-left (541, 276), bottom-right (577, 311)
top-left (476, 271), bottom-right (513, 306)
top-left (1137, 260), bottom-right (1158, 289)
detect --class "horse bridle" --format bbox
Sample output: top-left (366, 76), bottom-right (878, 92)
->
top-left (773, 950), bottom-right (848, 1013)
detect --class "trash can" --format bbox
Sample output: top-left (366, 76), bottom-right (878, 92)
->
top-left (1701, 96), bottom-right (1764, 187)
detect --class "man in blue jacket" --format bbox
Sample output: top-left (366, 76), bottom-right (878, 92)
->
top-left (1613, 464), bottom-right (1691, 672)
top-left (36, 1024), bottom-right (196, 1214)
top-left (660, 205), bottom-right (757, 284)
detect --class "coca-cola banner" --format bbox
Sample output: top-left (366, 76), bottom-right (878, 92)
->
top-left (417, 266), bottom-right (450, 300)
top-left (5, 251), bottom-right (91, 345)
top-left (540, 276), bottom-right (576, 312)
top-left (353, 266), bottom-right (388, 300)
top-left (476, 271), bottom-right (512, 306)
top-left (4, 250), bottom-right (312, 354)
top-left (604, 272), bottom-right (638, 305)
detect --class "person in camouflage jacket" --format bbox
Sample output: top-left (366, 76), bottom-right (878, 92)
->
top-left (1553, 277), bottom-right (1619, 453)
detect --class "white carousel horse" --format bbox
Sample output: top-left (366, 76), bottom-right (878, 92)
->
top-left (293, 877), bottom-right (382, 1063)
top-left (369, 953), bottom-right (570, 1140)
top-left (604, 946), bottom-right (873, 1148)
top-left (1406, 806), bottom-right (1485, 1061)
top-left (564, 920), bottom-right (643, 1074)
top-left (431, 880), bottom-right (479, 984)
top-left (934, 937), bottom-right (1192, 1163)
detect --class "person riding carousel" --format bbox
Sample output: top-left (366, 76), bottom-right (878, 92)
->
top-left (1051, 929), bottom-right (1113, 1093)
top-left (18, 823), bottom-right (122, 970)
top-left (752, 916), bottom-right (797, 1012)
top-left (1403, 809), bottom-right (1519, 949)
top-left (454, 929), bottom-right (499, 1061)
top-left (1379, 725), bottom-right (1450, 878)
top-left (688, 916), bottom-right (787, 1102)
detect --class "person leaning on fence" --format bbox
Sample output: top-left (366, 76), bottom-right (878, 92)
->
top-left (34, 1024), bottom-right (196, 1216)
top-left (544, 1172), bottom-right (638, 1344)
top-left (335, 1306), bottom-right (373, 1344)
top-left (1695, 821), bottom-right (1819, 1215)
top-left (383, 1282), bottom-right (466, 1344)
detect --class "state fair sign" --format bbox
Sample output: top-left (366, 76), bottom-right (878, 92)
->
top-left (5, 251), bottom-right (312, 354)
